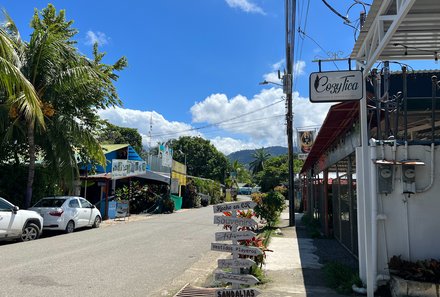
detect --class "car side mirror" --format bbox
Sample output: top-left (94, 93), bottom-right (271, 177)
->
top-left (12, 206), bottom-right (19, 214)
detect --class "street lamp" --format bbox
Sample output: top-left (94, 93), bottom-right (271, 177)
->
top-left (259, 80), bottom-right (283, 87)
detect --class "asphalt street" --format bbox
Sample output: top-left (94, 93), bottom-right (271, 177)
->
top-left (0, 205), bottom-right (227, 297)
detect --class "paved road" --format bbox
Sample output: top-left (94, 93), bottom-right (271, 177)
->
top-left (0, 206), bottom-right (227, 297)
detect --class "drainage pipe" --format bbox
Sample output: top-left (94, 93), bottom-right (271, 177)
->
top-left (369, 139), bottom-right (378, 292)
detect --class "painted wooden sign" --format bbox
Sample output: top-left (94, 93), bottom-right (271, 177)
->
top-left (215, 272), bottom-right (259, 285)
top-left (218, 258), bottom-right (256, 269)
top-left (214, 288), bottom-right (261, 297)
top-left (213, 201), bottom-right (257, 213)
top-left (213, 216), bottom-right (257, 228)
top-left (211, 243), bottom-right (262, 256)
top-left (215, 231), bottom-right (256, 242)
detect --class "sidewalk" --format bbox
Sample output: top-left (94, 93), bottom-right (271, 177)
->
top-left (259, 209), bottom-right (353, 297)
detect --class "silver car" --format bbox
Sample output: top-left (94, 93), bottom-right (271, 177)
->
top-left (30, 196), bottom-right (101, 233)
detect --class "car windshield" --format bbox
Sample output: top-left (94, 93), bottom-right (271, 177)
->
top-left (33, 198), bottom-right (66, 208)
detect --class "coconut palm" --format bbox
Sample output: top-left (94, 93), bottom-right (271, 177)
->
top-left (0, 5), bottom-right (126, 207)
top-left (249, 148), bottom-right (271, 174)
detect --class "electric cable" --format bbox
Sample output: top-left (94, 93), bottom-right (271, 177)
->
top-left (150, 98), bottom-right (286, 138)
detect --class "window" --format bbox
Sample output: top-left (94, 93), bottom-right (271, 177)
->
top-left (33, 198), bottom-right (66, 208)
top-left (0, 199), bottom-right (13, 211)
top-left (80, 199), bottom-right (92, 208)
top-left (68, 199), bottom-right (80, 208)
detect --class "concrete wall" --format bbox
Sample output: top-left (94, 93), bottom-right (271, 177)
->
top-left (373, 144), bottom-right (439, 275)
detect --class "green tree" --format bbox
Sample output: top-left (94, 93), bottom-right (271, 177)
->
top-left (230, 160), bottom-right (252, 184)
top-left (0, 5), bottom-right (126, 207)
top-left (168, 136), bottom-right (228, 183)
top-left (249, 147), bottom-right (271, 174)
top-left (97, 121), bottom-right (143, 154)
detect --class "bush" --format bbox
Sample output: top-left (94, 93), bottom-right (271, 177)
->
top-left (162, 197), bottom-right (175, 213)
top-left (323, 261), bottom-right (362, 295)
top-left (254, 191), bottom-right (285, 227)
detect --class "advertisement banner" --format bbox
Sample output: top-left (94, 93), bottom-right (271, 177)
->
top-left (158, 144), bottom-right (173, 167)
top-left (111, 159), bottom-right (147, 178)
top-left (298, 130), bottom-right (315, 154)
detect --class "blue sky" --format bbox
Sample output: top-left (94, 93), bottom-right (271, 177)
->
top-left (3, 0), bottom-right (379, 154)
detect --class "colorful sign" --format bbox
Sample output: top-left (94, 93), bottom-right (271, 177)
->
top-left (211, 243), bottom-right (263, 256)
top-left (309, 70), bottom-right (364, 102)
top-left (297, 130), bottom-right (315, 154)
top-left (158, 144), bottom-right (173, 167)
top-left (217, 258), bottom-right (256, 269)
top-left (213, 216), bottom-right (257, 228)
top-left (215, 231), bottom-right (256, 242)
top-left (213, 201), bottom-right (257, 213)
top-left (111, 159), bottom-right (147, 178)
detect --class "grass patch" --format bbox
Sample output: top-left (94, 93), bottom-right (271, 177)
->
top-left (323, 261), bottom-right (362, 295)
top-left (250, 265), bottom-right (269, 284)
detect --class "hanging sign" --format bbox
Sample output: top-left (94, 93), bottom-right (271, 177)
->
top-left (213, 216), bottom-right (257, 228)
top-left (214, 272), bottom-right (259, 285)
top-left (214, 288), bottom-right (261, 297)
top-left (218, 258), bottom-right (256, 269)
top-left (213, 201), bottom-right (257, 213)
top-left (309, 70), bottom-right (363, 102)
top-left (211, 243), bottom-right (263, 256)
top-left (215, 231), bottom-right (256, 241)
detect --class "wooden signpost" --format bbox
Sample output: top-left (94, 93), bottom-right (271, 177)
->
top-left (214, 288), bottom-right (261, 297)
top-left (215, 230), bottom-right (256, 241)
top-left (211, 200), bottom-right (261, 293)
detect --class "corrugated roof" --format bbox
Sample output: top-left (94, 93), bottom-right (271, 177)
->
top-left (352, 0), bottom-right (440, 65)
top-left (101, 144), bottom-right (129, 154)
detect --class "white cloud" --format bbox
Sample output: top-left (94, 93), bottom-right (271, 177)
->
top-left (225, 0), bottom-right (265, 15)
top-left (97, 107), bottom-right (198, 149)
top-left (210, 137), bottom-right (261, 155)
top-left (85, 30), bottom-right (110, 46)
top-left (190, 84), bottom-right (333, 153)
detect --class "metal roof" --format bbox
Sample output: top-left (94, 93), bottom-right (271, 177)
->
top-left (300, 101), bottom-right (359, 174)
top-left (352, 0), bottom-right (440, 73)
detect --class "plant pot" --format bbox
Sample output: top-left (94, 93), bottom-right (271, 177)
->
top-left (390, 275), bottom-right (440, 297)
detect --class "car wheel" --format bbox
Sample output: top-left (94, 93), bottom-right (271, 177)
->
top-left (92, 216), bottom-right (101, 228)
top-left (20, 223), bottom-right (40, 242)
top-left (65, 220), bottom-right (75, 233)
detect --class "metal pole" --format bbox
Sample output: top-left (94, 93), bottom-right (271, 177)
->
top-left (285, 0), bottom-right (296, 226)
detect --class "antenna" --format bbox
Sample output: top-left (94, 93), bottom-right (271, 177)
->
top-left (148, 113), bottom-right (153, 150)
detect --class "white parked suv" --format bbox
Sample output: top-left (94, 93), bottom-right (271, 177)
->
top-left (0, 197), bottom-right (43, 242)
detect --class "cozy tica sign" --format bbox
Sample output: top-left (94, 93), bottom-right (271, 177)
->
top-left (309, 70), bottom-right (364, 103)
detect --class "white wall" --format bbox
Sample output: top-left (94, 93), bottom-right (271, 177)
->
top-left (373, 144), bottom-right (439, 275)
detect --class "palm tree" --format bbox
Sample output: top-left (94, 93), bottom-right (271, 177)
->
top-left (1, 5), bottom-right (126, 207)
top-left (249, 148), bottom-right (271, 174)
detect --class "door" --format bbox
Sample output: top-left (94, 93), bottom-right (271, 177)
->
top-left (79, 199), bottom-right (94, 226)
top-left (0, 200), bottom-right (18, 238)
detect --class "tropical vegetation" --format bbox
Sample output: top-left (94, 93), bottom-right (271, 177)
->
top-left (0, 5), bottom-right (126, 207)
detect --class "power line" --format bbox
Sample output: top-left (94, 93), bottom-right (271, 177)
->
top-left (150, 98), bottom-right (286, 138)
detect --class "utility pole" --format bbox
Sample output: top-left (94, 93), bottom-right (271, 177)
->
top-left (285, 0), bottom-right (296, 226)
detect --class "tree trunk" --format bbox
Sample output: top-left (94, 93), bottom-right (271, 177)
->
top-left (25, 121), bottom-right (36, 209)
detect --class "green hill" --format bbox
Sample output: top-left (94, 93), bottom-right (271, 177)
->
top-left (227, 146), bottom-right (288, 166)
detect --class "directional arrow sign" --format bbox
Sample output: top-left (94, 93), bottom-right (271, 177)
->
top-left (218, 258), bottom-right (256, 269)
top-left (213, 201), bottom-right (257, 213)
top-left (215, 231), bottom-right (256, 242)
top-left (211, 243), bottom-right (262, 256)
top-left (213, 216), bottom-right (257, 228)
top-left (215, 272), bottom-right (259, 285)
top-left (215, 288), bottom-right (261, 297)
